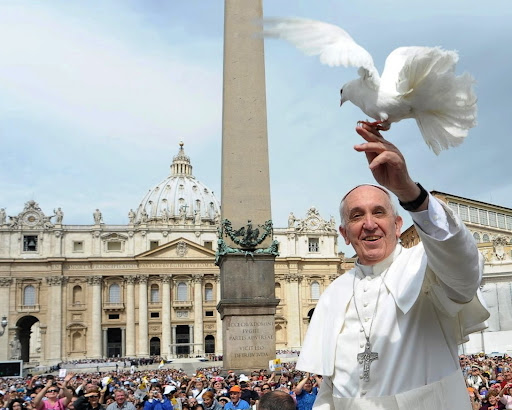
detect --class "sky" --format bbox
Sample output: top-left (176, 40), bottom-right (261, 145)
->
top-left (0, 0), bottom-right (511, 256)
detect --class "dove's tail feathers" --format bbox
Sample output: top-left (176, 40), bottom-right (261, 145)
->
top-left (398, 47), bottom-right (478, 154)
top-left (415, 75), bottom-right (477, 156)
top-left (415, 113), bottom-right (466, 155)
top-left (395, 47), bottom-right (459, 95)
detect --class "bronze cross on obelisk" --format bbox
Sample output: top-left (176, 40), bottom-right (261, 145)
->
top-left (357, 339), bottom-right (378, 382)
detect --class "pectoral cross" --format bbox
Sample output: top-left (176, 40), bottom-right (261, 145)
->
top-left (357, 339), bottom-right (378, 382)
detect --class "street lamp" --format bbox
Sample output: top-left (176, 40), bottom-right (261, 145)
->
top-left (0, 316), bottom-right (7, 336)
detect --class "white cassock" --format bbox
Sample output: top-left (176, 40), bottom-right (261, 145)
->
top-left (297, 195), bottom-right (490, 410)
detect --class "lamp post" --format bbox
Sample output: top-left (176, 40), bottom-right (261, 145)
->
top-left (0, 316), bottom-right (7, 336)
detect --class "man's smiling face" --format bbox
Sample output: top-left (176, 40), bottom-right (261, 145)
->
top-left (339, 185), bottom-right (402, 265)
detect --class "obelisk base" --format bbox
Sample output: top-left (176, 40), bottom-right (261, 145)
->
top-left (217, 254), bottom-right (279, 370)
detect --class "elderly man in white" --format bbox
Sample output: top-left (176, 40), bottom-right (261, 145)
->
top-left (297, 124), bottom-right (489, 410)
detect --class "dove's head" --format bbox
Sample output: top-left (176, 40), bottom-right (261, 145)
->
top-left (339, 79), bottom-right (359, 107)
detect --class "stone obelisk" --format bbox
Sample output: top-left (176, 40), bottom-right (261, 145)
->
top-left (217, 0), bottom-right (279, 370)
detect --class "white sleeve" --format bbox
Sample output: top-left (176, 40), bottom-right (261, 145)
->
top-left (409, 194), bottom-right (458, 241)
top-left (413, 195), bottom-right (481, 303)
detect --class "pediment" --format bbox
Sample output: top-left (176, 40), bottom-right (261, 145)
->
top-left (136, 238), bottom-right (215, 259)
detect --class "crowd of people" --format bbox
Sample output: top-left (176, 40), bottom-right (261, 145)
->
top-left (461, 353), bottom-right (512, 409)
top-left (0, 363), bottom-right (326, 410)
top-left (0, 353), bottom-right (510, 410)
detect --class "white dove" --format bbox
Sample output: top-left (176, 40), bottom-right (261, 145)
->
top-left (263, 18), bottom-right (477, 155)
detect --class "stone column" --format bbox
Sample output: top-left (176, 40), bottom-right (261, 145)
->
top-left (285, 274), bottom-right (302, 349)
top-left (172, 325), bottom-right (177, 356)
top-left (121, 327), bottom-right (126, 357)
top-left (189, 325), bottom-right (194, 356)
top-left (138, 275), bottom-right (149, 357)
top-left (91, 231), bottom-right (102, 256)
top-left (125, 276), bottom-right (136, 357)
top-left (39, 326), bottom-right (47, 363)
top-left (161, 276), bottom-right (172, 360)
top-left (215, 277), bottom-right (223, 355)
top-left (102, 328), bottom-right (107, 358)
top-left (0, 278), bottom-right (11, 360)
top-left (46, 276), bottom-right (66, 363)
top-left (218, 0), bottom-right (279, 370)
top-left (87, 276), bottom-right (103, 359)
top-left (54, 231), bottom-right (63, 257)
top-left (192, 275), bottom-right (204, 355)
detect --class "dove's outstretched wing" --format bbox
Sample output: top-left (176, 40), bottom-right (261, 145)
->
top-left (380, 47), bottom-right (477, 154)
top-left (263, 18), bottom-right (380, 88)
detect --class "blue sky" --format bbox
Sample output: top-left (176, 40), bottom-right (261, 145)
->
top-left (1, 1), bottom-right (510, 255)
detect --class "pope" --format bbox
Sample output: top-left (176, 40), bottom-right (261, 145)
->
top-left (297, 124), bottom-right (489, 410)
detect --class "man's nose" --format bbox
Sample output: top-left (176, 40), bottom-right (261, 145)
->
top-left (362, 214), bottom-right (377, 230)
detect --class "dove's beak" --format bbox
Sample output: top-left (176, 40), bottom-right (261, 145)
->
top-left (339, 88), bottom-right (343, 107)
top-left (340, 100), bottom-right (343, 107)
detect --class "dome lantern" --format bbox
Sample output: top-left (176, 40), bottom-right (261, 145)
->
top-left (170, 141), bottom-right (192, 176)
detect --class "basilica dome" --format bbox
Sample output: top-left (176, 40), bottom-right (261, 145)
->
top-left (133, 143), bottom-right (220, 225)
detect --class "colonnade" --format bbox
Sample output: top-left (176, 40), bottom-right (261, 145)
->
top-left (84, 274), bottom-right (216, 359)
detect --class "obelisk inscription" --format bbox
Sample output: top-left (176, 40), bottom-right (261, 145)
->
top-left (218, 0), bottom-right (279, 370)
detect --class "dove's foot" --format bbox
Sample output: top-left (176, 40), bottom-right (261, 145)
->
top-left (357, 120), bottom-right (391, 131)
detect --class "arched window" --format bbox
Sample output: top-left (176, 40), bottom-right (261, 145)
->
top-left (204, 283), bottom-right (214, 302)
top-left (72, 285), bottom-right (83, 305)
top-left (177, 282), bottom-right (188, 301)
top-left (310, 281), bottom-right (320, 300)
top-left (23, 285), bottom-right (36, 306)
top-left (473, 232), bottom-right (481, 243)
top-left (275, 283), bottom-right (282, 299)
top-left (109, 284), bottom-right (121, 303)
top-left (483, 234), bottom-right (490, 242)
top-left (150, 337), bottom-right (161, 356)
top-left (150, 284), bottom-right (160, 303)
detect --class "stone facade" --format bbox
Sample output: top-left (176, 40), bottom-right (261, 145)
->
top-left (0, 145), bottom-right (345, 365)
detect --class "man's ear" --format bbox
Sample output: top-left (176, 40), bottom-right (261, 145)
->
top-left (339, 225), bottom-right (350, 245)
top-left (395, 216), bottom-right (403, 239)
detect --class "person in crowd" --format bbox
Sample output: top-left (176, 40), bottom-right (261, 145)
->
top-left (210, 380), bottom-right (227, 402)
top-left (74, 386), bottom-right (105, 410)
top-left (468, 366), bottom-right (489, 391)
top-left (293, 373), bottom-right (320, 410)
top-left (501, 370), bottom-right (512, 389)
top-left (8, 399), bottom-right (26, 410)
top-left (203, 391), bottom-right (222, 410)
top-left (34, 374), bottom-right (74, 410)
top-left (186, 380), bottom-right (208, 405)
top-left (144, 385), bottom-right (173, 410)
top-left (200, 392), bottom-right (222, 410)
top-left (223, 387), bottom-right (249, 410)
top-left (106, 390), bottom-right (135, 410)
top-left (499, 383), bottom-right (512, 409)
top-left (479, 390), bottom-right (505, 410)
top-left (257, 390), bottom-right (295, 410)
top-left (163, 386), bottom-right (180, 410)
top-left (259, 385), bottom-right (271, 396)
top-left (251, 386), bottom-right (262, 399)
top-left (297, 123), bottom-right (489, 409)
top-left (238, 382), bottom-right (257, 408)
top-left (216, 397), bottom-right (229, 408)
